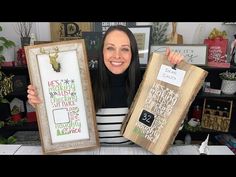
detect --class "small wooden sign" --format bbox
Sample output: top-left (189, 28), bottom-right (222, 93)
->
top-left (50, 22), bottom-right (94, 41)
top-left (121, 53), bottom-right (208, 155)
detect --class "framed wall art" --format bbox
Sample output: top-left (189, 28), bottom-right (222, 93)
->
top-left (25, 40), bottom-right (99, 154)
top-left (151, 44), bottom-right (208, 65)
top-left (82, 31), bottom-right (102, 68)
top-left (128, 26), bottom-right (152, 65)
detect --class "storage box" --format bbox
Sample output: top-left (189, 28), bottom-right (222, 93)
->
top-left (201, 98), bottom-right (232, 132)
top-left (121, 53), bottom-right (208, 155)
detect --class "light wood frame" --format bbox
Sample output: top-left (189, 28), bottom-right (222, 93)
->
top-left (25, 40), bottom-right (99, 154)
top-left (151, 44), bottom-right (208, 65)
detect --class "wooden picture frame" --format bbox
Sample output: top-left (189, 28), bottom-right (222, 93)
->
top-left (25, 40), bottom-right (99, 154)
top-left (151, 44), bottom-right (208, 65)
top-left (128, 26), bottom-right (152, 65)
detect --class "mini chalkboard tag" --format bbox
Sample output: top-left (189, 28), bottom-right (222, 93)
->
top-left (139, 110), bottom-right (154, 127)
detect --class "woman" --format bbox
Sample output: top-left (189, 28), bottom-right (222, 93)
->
top-left (28, 25), bottom-right (183, 145)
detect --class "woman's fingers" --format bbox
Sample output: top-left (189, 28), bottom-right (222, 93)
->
top-left (165, 47), bottom-right (170, 56)
top-left (27, 84), bottom-right (35, 91)
top-left (170, 53), bottom-right (183, 64)
top-left (27, 94), bottom-right (41, 103)
top-left (27, 84), bottom-right (42, 107)
top-left (166, 49), bottom-right (184, 65)
top-left (28, 99), bottom-right (36, 108)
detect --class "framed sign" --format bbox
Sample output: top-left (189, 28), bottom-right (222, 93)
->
top-left (50, 22), bottom-right (94, 41)
top-left (128, 26), bottom-right (152, 65)
top-left (82, 32), bottom-right (102, 68)
top-left (151, 44), bottom-right (208, 65)
top-left (25, 40), bottom-right (99, 154)
top-left (94, 22), bottom-right (136, 34)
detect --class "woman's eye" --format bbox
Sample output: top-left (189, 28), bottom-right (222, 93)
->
top-left (121, 48), bottom-right (130, 52)
top-left (107, 47), bottom-right (114, 51)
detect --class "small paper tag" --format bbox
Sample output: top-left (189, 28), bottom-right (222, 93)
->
top-left (157, 64), bottom-right (186, 87)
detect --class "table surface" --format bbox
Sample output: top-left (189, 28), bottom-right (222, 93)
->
top-left (0, 144), bottom-right (234, 155)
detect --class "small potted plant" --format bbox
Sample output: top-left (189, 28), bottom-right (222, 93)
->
top-left (219, 70), bottom-right (236, 94)
top-left (15, 22), bottom-right (33, 66)
top-left (15, 22), bottom-right (33, 47)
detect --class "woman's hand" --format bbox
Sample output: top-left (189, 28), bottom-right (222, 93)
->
top-left (27, 85), bottom-right (42, 108)
top-left (165, 47), bottom-right (184, 65)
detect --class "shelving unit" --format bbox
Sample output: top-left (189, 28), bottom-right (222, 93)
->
top-left (176, 65), bottom-right (236, 144)
top-left (1, 65), bottom-right (236, 146)
top-left (0, 66), bottom-right (32, 139)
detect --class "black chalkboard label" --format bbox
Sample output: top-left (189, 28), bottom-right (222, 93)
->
top-left (139, 110), bottom-right (154, 127)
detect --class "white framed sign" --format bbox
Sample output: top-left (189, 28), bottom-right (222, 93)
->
top-left (25, 40), bottom-right (99, 154)
top-left (151, 44), bottom-right (208, 65)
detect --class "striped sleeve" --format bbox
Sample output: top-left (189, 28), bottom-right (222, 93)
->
top-left (96, 107), bottom-right (133, 145)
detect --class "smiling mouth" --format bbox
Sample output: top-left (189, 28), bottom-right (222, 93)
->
top-left (110, 61), bottom-right (123, 66)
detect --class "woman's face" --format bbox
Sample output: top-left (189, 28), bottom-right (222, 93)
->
top-left (103, 30), bottom-right (132, 74)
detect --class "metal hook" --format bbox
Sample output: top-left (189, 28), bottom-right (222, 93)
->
top-left (172, 64), bottom-right (177, 70)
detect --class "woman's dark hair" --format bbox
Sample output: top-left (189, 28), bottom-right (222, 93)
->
top-left (93, 25), bottom-right (141, 111)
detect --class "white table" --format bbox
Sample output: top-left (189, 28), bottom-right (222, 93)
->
top-left (0, 144), bottom-right (234, 155)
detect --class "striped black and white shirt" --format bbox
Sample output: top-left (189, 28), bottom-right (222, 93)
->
top-left (91, 69), bottom-right (137, 145)
top-left (96, 107), bottom-right (133, 145)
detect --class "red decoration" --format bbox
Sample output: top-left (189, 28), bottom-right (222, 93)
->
top-left (17, 48), bottom-right (27, 66)
top-left (11, 113), bottom-right (22, 122)
top-left (27, 112), bottom-right (37, 122)
top-left (204, 38), bottom-right (230, 68)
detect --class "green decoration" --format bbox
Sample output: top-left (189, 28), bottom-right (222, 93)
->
top-left (151, 22), bottom-right (169, 45)
top-left (0, 25), bottom-right (15, 103)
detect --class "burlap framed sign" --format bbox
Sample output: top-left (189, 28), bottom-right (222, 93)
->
top-left (25, 40), bottom-right (99, 154)
top-left (121, 53), bottom-right (208, 155)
